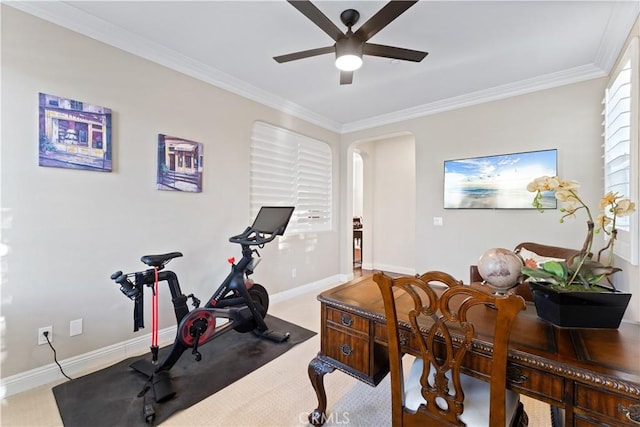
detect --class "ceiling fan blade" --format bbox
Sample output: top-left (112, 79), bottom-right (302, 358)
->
top-left (340, 71), bottom-right (353, 85)
top-left (363, 43), bottom-right (428, 62)
top-left (287, 0), bottom-right (345, 42)
top-left (274, 46), bottom-right (335, 63)
top-left (354, 1), bottom-right (418, 42)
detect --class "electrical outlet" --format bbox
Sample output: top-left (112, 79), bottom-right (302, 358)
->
top-left (292, 268), bottom-right (297, 278)
top-left (38, 326), bottom-right (52, 345)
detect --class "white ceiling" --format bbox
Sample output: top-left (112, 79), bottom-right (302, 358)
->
top-left (8, 1), bottom-right (640, 132)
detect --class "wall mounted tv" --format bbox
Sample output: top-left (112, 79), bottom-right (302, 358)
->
top-left (443, 149), bottom-right (557, 209)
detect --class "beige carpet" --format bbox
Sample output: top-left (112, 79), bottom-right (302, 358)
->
top-left (1, 275), bottom-right (553, 426)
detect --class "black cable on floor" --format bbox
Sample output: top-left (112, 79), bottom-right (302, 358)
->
top-left (44, 332), bottom-right (73, 381)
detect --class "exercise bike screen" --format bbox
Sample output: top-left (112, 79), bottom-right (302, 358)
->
top-left (252, 206), bottom-right (295, 235)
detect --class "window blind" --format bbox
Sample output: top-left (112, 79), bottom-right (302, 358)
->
top-left (250, 122), bottom-right (332, 233)
top-left (602, 37), bottom-right (638, 265)
top-left (604, 60), bottom-right (632, 230)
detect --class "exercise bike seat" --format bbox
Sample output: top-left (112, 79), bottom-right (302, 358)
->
top-left (140, 252), bottom-right (183, 268)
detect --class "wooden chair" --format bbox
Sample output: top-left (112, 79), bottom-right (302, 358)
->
top-left (374, 271), bottom-right (527, 427)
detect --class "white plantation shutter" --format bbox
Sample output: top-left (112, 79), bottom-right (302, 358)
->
top-left (602, 38), bottom-right (638, 264)
top-left (604, 60), bottom-right (632, 228)
top-left (250, 122), bottom-right (332, 233)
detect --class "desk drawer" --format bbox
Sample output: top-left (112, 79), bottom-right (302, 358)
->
top-left (323, 326), bottom-right (370, 374)
top-left (505, 363), bottom-right (564, 403)
top-left (574, 415), bottom-right (620, 427)
top-left (463, 354), bottom-right (564, 403)
top-left (575, 383), bottom-right (640, 426)
top-left (326, 307), bottom-right (369, 334)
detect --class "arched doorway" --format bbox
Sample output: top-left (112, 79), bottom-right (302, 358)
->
top-left (349, 133), bottom-right (416, 276)
top-left (353, 151), bottom-right (363, 270)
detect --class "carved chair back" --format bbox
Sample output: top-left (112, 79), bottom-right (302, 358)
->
top-left (374, 271), bottom-right (525, 427)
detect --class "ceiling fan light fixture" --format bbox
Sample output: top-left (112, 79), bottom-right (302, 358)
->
top-left (335, 54), bottom-right (362, 71)
top-left (335, 37), bottom-right (363, 71)
top-left (276, 2), bottom-right (427, 85)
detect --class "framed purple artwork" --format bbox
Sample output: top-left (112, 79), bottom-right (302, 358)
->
top-left (39, 93), bottom-right (112, 172)
top-left (157, 134), bottom-right (204, 193)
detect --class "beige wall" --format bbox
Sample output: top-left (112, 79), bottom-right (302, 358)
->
top-left (2, 6), bottom-right (639, 386)
top-left (341, 76), bottom-right (640, 323)
top-left (0, 6), bottom-right (340, 378)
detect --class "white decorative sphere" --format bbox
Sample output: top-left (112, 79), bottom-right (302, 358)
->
top-left (477, 248), bottom-right (523, 293)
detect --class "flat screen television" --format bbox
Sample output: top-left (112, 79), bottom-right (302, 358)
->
top-left (443, 149), bottom-right (557, 209)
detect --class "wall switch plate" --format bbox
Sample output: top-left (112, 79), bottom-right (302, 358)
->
top-left (70, 318), bottom-right (83, 336)
top-left (433, 217), bottom-right (443, 226)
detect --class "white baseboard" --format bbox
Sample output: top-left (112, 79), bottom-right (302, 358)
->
top-left (1, 274), bottom-right (346, 398)
top-left (269, 274), bottom-right (344, 304)
top-left (1, 327), bottom-right (177, 399)
top-left (371, 263), bottom-right (415, 275)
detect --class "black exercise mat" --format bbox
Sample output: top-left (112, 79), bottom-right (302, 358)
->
top-left (52, 315), bottom-right (316, 426)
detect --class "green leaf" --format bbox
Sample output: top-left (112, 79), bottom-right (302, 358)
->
top-left (541, 261), bottom-right (567, 280)
top-left (521, 267), bottom-right (557, 280)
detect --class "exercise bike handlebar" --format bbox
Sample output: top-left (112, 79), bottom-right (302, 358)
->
top-left (228, 226), bottom-right (280, 247)
top-left (110, 270), bottom-right (140, 299)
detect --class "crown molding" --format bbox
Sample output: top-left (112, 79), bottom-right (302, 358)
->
top-left (5, 1), bottom-right (343, 133)
top-left (343, 1), bottom-right (640, 134)
top-left (341, 63), bottom-right (606, 133)
top-left (5, 1), bottom-right (637, 135)
top-left (593, 0), bottom-right (640, 73)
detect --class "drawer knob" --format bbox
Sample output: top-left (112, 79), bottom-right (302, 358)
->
top-left (619, 403), bottom-right (640, 424)
top-left (340, 314), bottom-right (353, 327)
top-left (340, 344), bottom-right (353, 356)
top-left (399, 333), bottom-right (409, 346)
top-left (506, 366), bottom-right (528, 384)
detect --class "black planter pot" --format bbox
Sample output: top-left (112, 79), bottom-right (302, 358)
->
top-left (530, 281), bottom-right (632, 329)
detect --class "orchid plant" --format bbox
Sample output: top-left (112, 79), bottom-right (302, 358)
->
top-left (522, 176), bottom-right (636, 291)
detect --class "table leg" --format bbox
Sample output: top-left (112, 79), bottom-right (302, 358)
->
top-left (307, 356), bottom-right (336, 426)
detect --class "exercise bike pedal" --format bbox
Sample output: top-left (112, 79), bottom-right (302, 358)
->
top-left (130, 359), bottom-right (156, 377)
top-left (143, 403), bottom-right (155, 424)
top-left (152, 371), bottom-right (175, 403)
top-left (254, 329), bottom-right (291, 343)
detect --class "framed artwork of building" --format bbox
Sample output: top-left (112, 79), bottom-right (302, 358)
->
top-left (38, 93), bottom-right (112, 172)
top-left (157, 134), bottom-right (204, 192)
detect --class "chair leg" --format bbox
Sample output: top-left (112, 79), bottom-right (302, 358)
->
top-left (511, 402), bottom-right (529, 427)
top-left (550, 405), bottom-right (563, 427)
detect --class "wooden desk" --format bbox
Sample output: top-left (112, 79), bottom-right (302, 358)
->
top-left (307, 275), bottom-right (640, 426)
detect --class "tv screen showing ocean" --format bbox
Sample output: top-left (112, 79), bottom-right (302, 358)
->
top-left (444, 149), bottom-right (557, 209)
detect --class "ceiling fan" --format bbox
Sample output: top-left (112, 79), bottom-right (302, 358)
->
top-left (274, 0), bottom-right (428, 85)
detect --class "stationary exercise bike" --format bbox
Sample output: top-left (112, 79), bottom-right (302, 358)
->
top-left (109, 206), bottom-right (295, 420)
